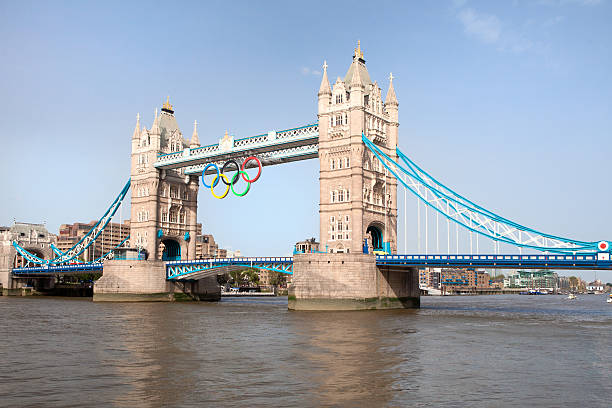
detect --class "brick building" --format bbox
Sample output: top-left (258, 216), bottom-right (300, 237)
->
top-left (440, 268), bottom-right (493, 292)
top-left (57, 220), bottom-right (130, 262)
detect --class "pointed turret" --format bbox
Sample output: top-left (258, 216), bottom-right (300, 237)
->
top-left (151, 108), bottom-right (160, 134)
top-left (349, 56), bottom-right (364, 90)
top-left (318, 60), bottom-right (331, 96)
top-left (132, 113), bottom-right (141, 140)
top-left (385, 72), bottom-right (398, 106)
top-left (190, 120), bottom-right (200, 148)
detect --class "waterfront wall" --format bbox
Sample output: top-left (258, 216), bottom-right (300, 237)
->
top-left (93, 260), bottom-right (220, 302)
top-left (288, 253), bottom-right (420, 310)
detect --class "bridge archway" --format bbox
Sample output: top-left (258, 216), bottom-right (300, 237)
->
top-left (161, 239), bottom-right (181, 261)
top-left (366, 224), bottom-right (384, 251)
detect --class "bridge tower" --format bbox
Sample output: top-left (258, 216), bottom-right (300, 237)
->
top-left (317, 42), bottom-right (398, 255)
top-left (129, 98), bottom-right (200, 261)
top-left (289, 43), bottom-right (417, 311)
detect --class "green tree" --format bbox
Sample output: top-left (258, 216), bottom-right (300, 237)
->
top-left (228, 268), bottom-right (260, 286)
top-left (268, 271), bottom-right (287, 287)
top-left (569, 276), bottom-right (579, 289)
top-left (492, 274), bottom-right (505, 282)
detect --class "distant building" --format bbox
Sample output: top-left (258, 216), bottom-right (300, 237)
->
top-left (557, 276), bottom-right (571, 290)
top-left (586, 280), bottom-right (604, 292)
top-left (258, 269), bottom-right (292, 289)
top-left (295, 238), bottom-right (320, 253)
top-left (195, 234), bottom-right (219, 258)
top-left (503, 270), bottom-right (558, 290)
top-left (193, 223), bottom-right (238, 259)
top-left (0, 222), bottom-right (57, 268)
top-left (419, 268), bottom-right (440, 289)
top-left (57, 220), bottom-right (130, 262)
top-left (440, 268), bottom-right (492, 292)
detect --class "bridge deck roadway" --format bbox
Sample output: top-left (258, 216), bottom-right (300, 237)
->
top-left (153, 123), bottom-right (319, 173)
top-left (377, 254), bottom-right (612, 270)
top-left (10, 253), bottom-right (612, 279)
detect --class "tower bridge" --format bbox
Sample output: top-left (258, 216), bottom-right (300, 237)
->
top-left (3, 42), bottom-right (611, 307)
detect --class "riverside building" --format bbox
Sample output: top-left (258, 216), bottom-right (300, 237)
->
top-left (440, 268), bottom-right (493, 292)
top-left (503, 270), bottom-right (558, 291)
top-left (57, 220), bottom-right (130, 262)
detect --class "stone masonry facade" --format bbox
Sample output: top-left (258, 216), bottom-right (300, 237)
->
top-left (317, 42), bottom-right (399, 254)
top-left (130, 98), bottom-right (200, 261)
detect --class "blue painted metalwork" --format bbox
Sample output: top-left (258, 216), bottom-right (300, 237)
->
top-left (166, 257), bottom-right (294, 280)
top-left (376, 253), bottom-right (612, 270)
top-left (12, 263), bottom-right (103, 276)
top-left (91, 235), bottom-right (130, 263)
top-left (362, 134), bottom-right (610, 254)
top-left (13, 179), bottom-right (131, 265)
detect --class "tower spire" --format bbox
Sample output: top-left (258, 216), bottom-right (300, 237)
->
top-left (151, 108), bottom-right (160, 134)
top-left (132, 113), bottom-right (141, 140)
top-left (354, 40), bottom-right (364, 61)
top-left (349, 57), bottom-right (363, 89)
top-left (190, 120), bottom-right (200, 148)
top-left (318, 60), bottom-right (331, 96)
top-left (385, 72), bottom-right (398, 106)
top-left (161, 96), bottom-right (174, 114)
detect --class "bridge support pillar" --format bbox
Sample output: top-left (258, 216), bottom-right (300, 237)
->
top-left (93, 260), bottom-right (220, 302)
top-left (288, 253), bottom-right (419, 310)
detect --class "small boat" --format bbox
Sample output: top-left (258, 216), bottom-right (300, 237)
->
top-left (607, 294), bottom-right (612, 303)
top-left (567, 293), bottom-right (577, 300)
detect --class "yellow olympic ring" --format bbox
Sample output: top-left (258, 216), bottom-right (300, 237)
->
top-left (211, 174), bottom-right (230, 199)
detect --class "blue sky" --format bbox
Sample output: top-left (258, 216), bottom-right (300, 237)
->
top-left (1, 0), bottom-right (611, 278)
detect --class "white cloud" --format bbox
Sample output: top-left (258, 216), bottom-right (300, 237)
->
top-left (301, 67), bottom-right (321, 76)
top-left (457, 8), bottom-right (502, 44)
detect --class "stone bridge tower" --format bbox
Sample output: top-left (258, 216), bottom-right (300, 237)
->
top-left (317, 42), bottom-right (399, 254)
top-left (130, 98), bottom-right (200, 261)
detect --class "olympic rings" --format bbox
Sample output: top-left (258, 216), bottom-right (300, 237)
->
top-left (231, 171), bottom-right (251, 197)
top-left (241, 156), bottom-right (262, 182)
top-left (210, 173), bottom-right (231, 199)
top-left (201, 163), bottom-right (220, 188)
top-left (221, 160), bottom-right (240, 186)
top-left (201, 156), bottom-right (262, 199)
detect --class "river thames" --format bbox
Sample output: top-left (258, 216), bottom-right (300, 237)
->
top-left (0, 294), bottom-right (610, 407)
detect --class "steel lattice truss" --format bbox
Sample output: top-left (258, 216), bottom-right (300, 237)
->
top-left (13, 180), bottom-right (131, 265)
top-left (155, 123), bottom-right (319, 171)
top-left (166, 257), bottom-right (294, 280)
top-left (185, 143), bottom-right (319, 175)
top-left (363, 134), bottom-right (608, 254)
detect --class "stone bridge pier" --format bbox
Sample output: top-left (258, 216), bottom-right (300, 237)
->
top-left (288, 253), bottom-right (419, 310)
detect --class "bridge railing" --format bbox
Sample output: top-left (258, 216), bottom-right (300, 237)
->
top-left (155, 123), bottom-right (319, 166)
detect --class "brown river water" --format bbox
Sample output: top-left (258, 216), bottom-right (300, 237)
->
top-left (0, 294), bottom-right (610, 407)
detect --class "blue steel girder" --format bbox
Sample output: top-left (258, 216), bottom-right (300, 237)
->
top-left (166, 257), bottom-right (294, 280)
top-left (377, 254), bottom-right (612, 270)
top-left (154, 124), bottom-right (319, 173)
top-left (12, 263), bottom-right (103, 277)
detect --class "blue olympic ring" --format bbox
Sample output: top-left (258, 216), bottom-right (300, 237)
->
top-left (201, 163), bottom-right (220, 188)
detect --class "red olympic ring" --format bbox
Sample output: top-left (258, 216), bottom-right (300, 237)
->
top-left (241, 156), bottom-right (262, 183)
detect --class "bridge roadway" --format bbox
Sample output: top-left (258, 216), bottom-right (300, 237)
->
top-left (154, 123), bottom-right (319, 175)
top-left (11, 253), bottom-right (612, 280)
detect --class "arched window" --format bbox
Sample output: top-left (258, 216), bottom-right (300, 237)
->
top-left (161, 208), bottom-right (168, 222)
top-left (179, 209), bottom-right (185, 224)
top-left (169, 208), bottom-right (178, 223)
